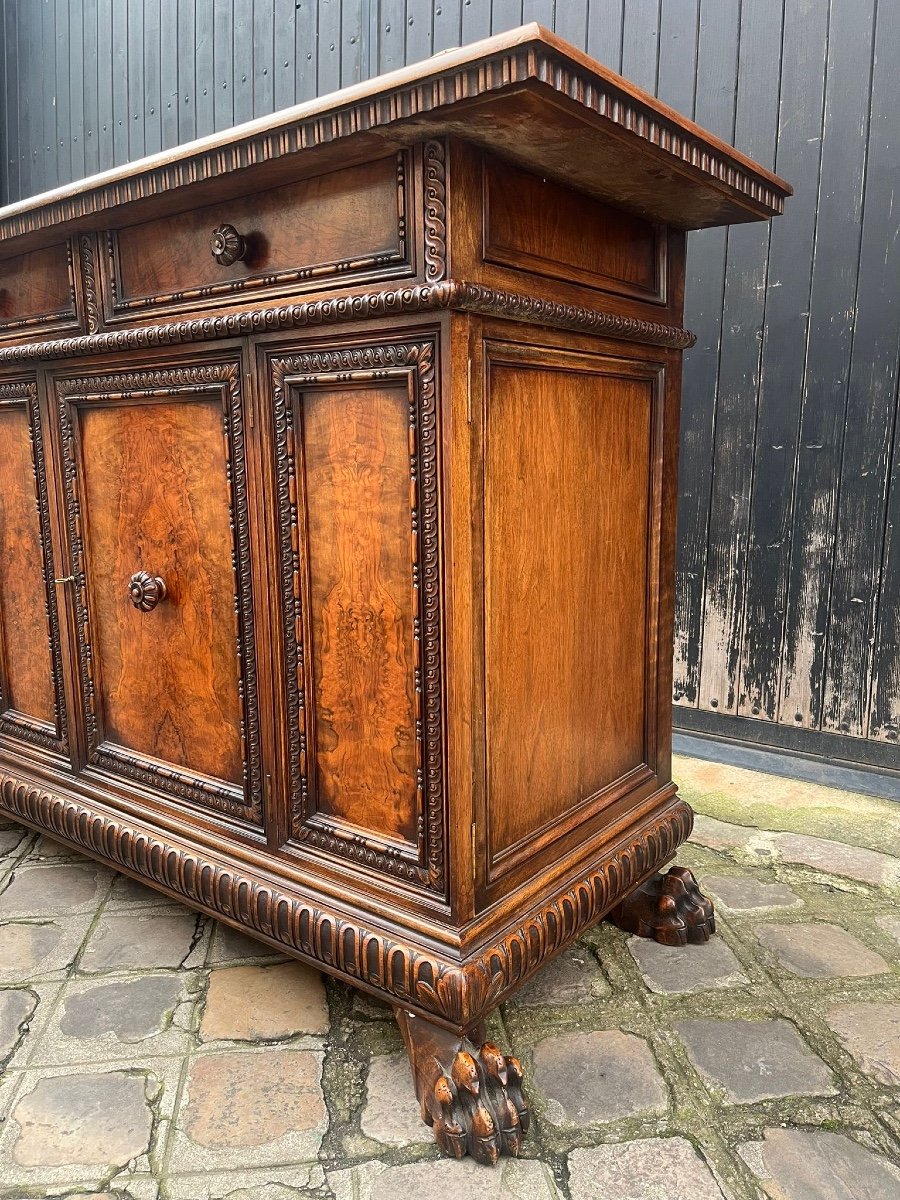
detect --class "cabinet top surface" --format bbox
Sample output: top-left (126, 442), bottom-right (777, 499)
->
top-left (0, 23), bottom-right (790, 251)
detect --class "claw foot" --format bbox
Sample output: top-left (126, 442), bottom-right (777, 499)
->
top-left (395, 1009), bottom-right (530, 1165)
top-left (606, 865), bottom-right (715, 946)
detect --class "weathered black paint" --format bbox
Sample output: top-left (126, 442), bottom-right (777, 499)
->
top-left (1, 0), bottom-right (898, 772)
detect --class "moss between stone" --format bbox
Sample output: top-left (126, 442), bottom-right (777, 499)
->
top-left (674, 754), bottom-right (900, 857)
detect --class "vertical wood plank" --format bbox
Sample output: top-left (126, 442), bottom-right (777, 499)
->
top-left (822, 1), bottom-right (900, 738)
top-left (870, 410), bottom-right (900, 745)
top-left (377, 0), bottom-right (407, 71)
top-left (83, 0), bottom-right (100, 174)
top-left (522, 0), bottom-right (555, 26)
top-left (317, 0), bottom-right (342, 93)
top-left (655, 0), bottom-right (698, 113)
top-left (433, 0), bottom-right (463, 51)
top-left (159, 0), bottom-right (179, 149)
top-left (739, 0), bottom-right (828, 725)
top-left (778, 0), bottom-right (876, 732)
top-left (127, 0), bottom-right (146, 159)
top-left (672, 0), bottom-right (740, 708)
top-left (461, 0), bottom-right (492, 41)
top-left (491, 0), bottom-right (524, 34)
top-left (273, 0), bottom-right (297, 108)
top-left (340, 0), bottom-right (367, 84)
top-left (252, 0), bottom-right (274, 116)
top-left (55, 0), bottom-right (72, 187)
top-left (111, 0), bottom-right (129, 163)
top-left (143, 0), bottom-right (162, 155)
top-left (295, 0), bottom-right (318, 101)
top-left (554, 0), bottom-right (587, 46)
top-left (213, 0), bottom-right (234, 130)
top-left (405, 0), bottom-right (433, 61)
top-left (696, 0), bottom-right (783, 717)
top-left (232, 0), bottom-right (255, 125)
top-left (621, 0), bottom-right (660, 92)
top-left (96, 0), bottom-right (115, 170)
top-left (194, 0), bottom-right (215, 138)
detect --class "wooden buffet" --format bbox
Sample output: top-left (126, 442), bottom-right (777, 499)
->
top-left (0, 24), bottom-right (789, 1163)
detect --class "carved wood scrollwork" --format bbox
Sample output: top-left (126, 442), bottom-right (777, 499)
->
top-left (270, 339), bottom-right (445, 893)
top-left (0, 772), bottom-right (693, 1027)
top-left (423, 140), bottom-right (448, 283)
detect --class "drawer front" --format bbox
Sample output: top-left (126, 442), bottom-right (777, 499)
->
top-left (55, 359), bottom-right (263, 826)
top-left (105, 153), bottom-right (412, 322)
top-left (0, 242), bottom-right (82, 343)
top-left (267, 335), bottom-right (445, 894)
top-left (0, 381), bottom-right (68, 754)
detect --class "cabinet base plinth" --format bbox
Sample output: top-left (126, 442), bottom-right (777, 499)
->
top-left (606, 865), bottom-right (715, 945)
top-left (395, 1009), bottom-right (530, 1166)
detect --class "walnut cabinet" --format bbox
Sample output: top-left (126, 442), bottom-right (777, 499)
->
top-left (0, 25), bottom-right (789, 1163)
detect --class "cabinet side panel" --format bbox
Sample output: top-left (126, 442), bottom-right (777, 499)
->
top-left (484, 359), bottom-right (651, 864)
top-left (302, 384), bottom-right (419, 845)
top-left (79, 399), bottom-right (244, 785)
top-left (0, 406), bottom-right (55, 724)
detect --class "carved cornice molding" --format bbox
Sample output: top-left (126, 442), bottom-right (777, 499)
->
top-left (0, 37), bottom-right (787, 244)
top-left (0, 280), bottom-right (694, 367)
top-left (0, 770), bottom-right (692, 1027)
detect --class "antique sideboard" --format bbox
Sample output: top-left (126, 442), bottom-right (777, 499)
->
top-left (0, 25), bottom-right (789, 1163)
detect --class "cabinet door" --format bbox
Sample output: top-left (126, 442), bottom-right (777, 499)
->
top-left (54, 359), bottom-right (263, 827)
top-left (266, 337), bottom-right (445, 894)
top-left (0, 380), bottom-right (68, 754)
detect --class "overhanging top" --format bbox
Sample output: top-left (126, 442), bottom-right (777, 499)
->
top-left (0, 23), bottom-right (791, 251)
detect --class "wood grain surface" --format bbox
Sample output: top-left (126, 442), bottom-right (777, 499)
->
top-left (483, 354), bottom-right (651, 863)
top-left (78, 396), bottom-right (243, 785)
top-left (301, 383), bottom-right (418, 844)
top-left (0, 404), bottom-right (55, 723)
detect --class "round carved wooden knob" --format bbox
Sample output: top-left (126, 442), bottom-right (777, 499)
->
top-left (128, 571), bottom-right (168, 612)
top-left (211, 223), bottom-right (247, 266)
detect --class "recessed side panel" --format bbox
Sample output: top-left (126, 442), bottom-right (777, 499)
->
top-left (0, 243), bottom-right (80, 343)
top-left (304, 383), bottom-right (419, 840)
top-left (482, 344), bottom-right (657, 883)
top-left (0, 385), bottom-right (67, 753)
top-left (482, 156), bottom-right (665, 303)
top-left (270, 339), bottom-right (445, 894)
top-left (57, 362), bottom-right (263, 826)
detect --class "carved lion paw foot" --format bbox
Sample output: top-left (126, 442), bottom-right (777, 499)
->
top-left (429, 1042), bottom-right (530, 1165)
top-left (606, 865), bottom-right (715, 946)
top-left (395, 1010), bottom-right (530, 1165)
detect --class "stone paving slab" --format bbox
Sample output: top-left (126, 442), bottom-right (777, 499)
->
top-left (510, 946), bottom-right (611, 1007)
top-left (739, 1128), bottom-right (900, 1199)
top-left (78, 910), bottom-right (208, 975)
top-left (167, 1046), bottom-right (327, 1172)
top-left (328, 1157), bottom-right (565, 1200)
top-left (675, 1017), bottom-right (837, 1103)
top-left (756, 922), bottom-right (892, 979)
top-left (532, 1030), bottom-right (668, 1127)
top-left (628, 933), bottom-right (749, 994)
top-left (359, 1050), bottom-right (430, 1148)
top-left (0, 914), bottom-right (95, 984)
top-left (567, 1137), bottom-right (729, 1200)
top-left (0, 861), bottom-right (112, 918)
top-left (702, 874), bottom-right (803, 913)
top-left (27, 971), bottom-right (200, 1067)
top-left (0, 1057), bottom-right (182, 1191)
top-left (825, 1001), bottom-right (900, 1086)
top-left (200, 962), bottom-right (329, 1042)
top-left (165, 1163), bottom-right (325, 1199)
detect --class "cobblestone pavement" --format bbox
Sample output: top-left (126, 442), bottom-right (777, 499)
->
top-left (1, 756), bottom-right (899, 1199)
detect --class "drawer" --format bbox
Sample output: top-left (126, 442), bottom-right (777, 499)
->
top-left (104, 152), bottom-right (414, 322)
top-left (0, 242), bottom-right (82, 343)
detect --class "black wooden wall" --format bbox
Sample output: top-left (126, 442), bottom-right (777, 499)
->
top-left (1, 0), bottom-right (898, 774)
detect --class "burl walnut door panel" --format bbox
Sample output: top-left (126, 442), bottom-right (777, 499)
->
top-left (478, 340), bottom-right (664, 895)
top-left (268, 338), bottom-right (445, 894)
top-left (0, 380), bottom-right (68, 754)
top-left (55, 360), bottom-right (263, 827)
